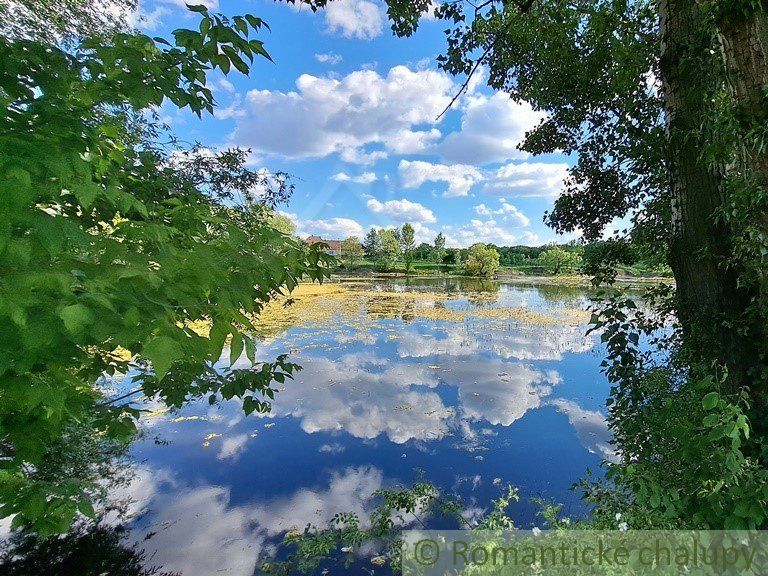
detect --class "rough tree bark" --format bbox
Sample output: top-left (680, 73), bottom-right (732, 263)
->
top-left (658, 0), bottom-right (758, 393)
top-left (713, 7), bottom-right (768, 415)
top-left (716, 9), bottom-right (768, 183)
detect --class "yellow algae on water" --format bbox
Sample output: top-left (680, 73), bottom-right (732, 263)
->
top-left (170, 415), bottom-right (207, 423)
top-left (253, 281), bottom-right (589, 337)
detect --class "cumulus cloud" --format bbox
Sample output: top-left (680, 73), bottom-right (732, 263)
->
top-left (398, 160), bottom-right (484, 198)
top-left (300, 217), bottom-right (364, 238)
top-left (340, 148), bottom-right (388, 165)
top-left (367, 198), bottom-right (437, 223)
top-left (484, 162), bottom-right (570, 198)
top-left (229, 66), bottom-right (455, 162)
top-left (324, 0), bottom-right (385, 39)
top-left (446, 219), bottom-right (518, 247)
top-left (474, 202), bottom-right (530, 227)
top-left (409, 221), bottom-right (439, 244)
top-left (332, 171), bottom-right (378, 184)
top-left (314, 52), bottom-right (343, 65)
top-left (436, 93), bottom-right (545, 165)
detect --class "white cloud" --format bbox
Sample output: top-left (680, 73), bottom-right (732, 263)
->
top-left (474, 202), bottom-right (530, 227)
top-left (162, 0), bottom-right (219, 11)
top-left (213, 94), bottom-right (245, 120)
top-left (366, 198), bottom-right (437, 223)
top-left (388, 129), bottom-right (442, 154)
top-left (484, 162), bottom-right (570, 198)
top-left (324, 0), bottom-right (384, 39)
top-left (332, 171), bottom-right (378, 184)
top-left (398, 160), bottom-right (484, 198)
top-left (217, 433), bottom-right (250, 461)
top-left (447, 219), bottom-right (517, 247)
top-left (315, 52), bottom-right (343, 65)
top-left (130, 5), bottom-right (171, 30)
top-left (443, 218), bottom-right (539, 248)
top-left (300, 217), bottom-right (364, 238)
top-left (409, 222), bottom-right (438, 244)
top-left (230, 66), bottom-right (455, 162)
top-left (340, 148), bottom-right (388, 165)
top-left (436, 93), bottom-right (545, 165)
top-left (253, 352), bottom-right (451, 444)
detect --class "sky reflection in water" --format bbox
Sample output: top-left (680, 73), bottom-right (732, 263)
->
top-left (120, 279), bottom-right (615, 576)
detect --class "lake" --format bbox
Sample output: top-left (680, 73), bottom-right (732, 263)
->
top-left (11, 278), bottom-right (617, 575)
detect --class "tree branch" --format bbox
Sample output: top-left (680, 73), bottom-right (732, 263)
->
top-left (435, 1), bottom-right (535, 121)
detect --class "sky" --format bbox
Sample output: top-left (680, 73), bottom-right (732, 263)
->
top-left (130, 0), bottom-right (581, 248)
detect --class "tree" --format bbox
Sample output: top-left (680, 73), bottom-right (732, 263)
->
top-left (268, 211), bottom-right (297, 236)
top-left (0, 4), bottom-right (332, 535)
top-left (433, 232), bottom-right (446, 270)
top-left (340, 237), bottom-right (364, 267)
top-left (400, 223), bottom-right (416, 273)
top-left (464, 244), bottom-right (500, 278)
top-left (1, 0), bottom-right (137, 44)
top-left (377, 229), bottom-right (400, 271)
top-left (582, 240), bottom-right (638, 283)
top-left (414, 242), bottom-right (433, 261)
top-left (538, 247), bottom-right (582, 275)
top-left (362, 228), bottom-right (381, 260)
top-left (451, 249), bottom-right (463, 268)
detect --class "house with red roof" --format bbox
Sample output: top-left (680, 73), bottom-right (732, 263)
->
top-left (304, 235), bottom-right (344, 256)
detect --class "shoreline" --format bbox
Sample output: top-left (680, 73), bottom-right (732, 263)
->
top-left (330, 271), bottom-right (673, 287)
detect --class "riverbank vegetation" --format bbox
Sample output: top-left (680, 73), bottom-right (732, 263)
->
top-left (334, 225), bottom-right (670, 279)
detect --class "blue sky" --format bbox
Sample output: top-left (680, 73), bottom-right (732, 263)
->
top-left (132, 0), bottom-right (579, 247)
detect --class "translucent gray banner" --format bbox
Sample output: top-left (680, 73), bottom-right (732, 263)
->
top-left (401, 530), bottom-right (768, 575)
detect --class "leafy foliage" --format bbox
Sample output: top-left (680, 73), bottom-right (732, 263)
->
top-left (0, 0), bottom-right (137, 44)
top-left (433, 232), bottom-right (446, 268)
top-left (536, 246), bottom-right (582, 275)
top-left (261, 477), bottom-right (520, 575)
top-left (377, 229), bottom-right (401, 271)
top-left (0, 4), bottom-right (332, 536)
top-left (340, 236), bottom-right (364, 267)
top-left (362, 228), bottom-right (382, 260)
top-left (584, 287), bottom-right (768, 529)
top-left (400, 223), bottom-right (416, 273)
top-left (464, 243), bottom-right (501, 278)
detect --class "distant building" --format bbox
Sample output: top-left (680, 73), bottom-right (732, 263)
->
top-left (305, 235), bottom-right (344, 256)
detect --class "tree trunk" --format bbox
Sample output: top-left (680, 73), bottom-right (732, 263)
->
top-left (716, 10), bottom-right (768, 184)
top-left (658, 0), bottom-right (758, 393)
top-left (713, 8), bottom-right (768, 418)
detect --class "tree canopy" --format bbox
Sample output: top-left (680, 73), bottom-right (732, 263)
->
top-left (0, 3), bottom-right (331, 535)
top-left (464, 244), bottom-right (501, 278)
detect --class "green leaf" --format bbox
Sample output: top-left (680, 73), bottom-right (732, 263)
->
top-left (59, 304), bottom-right (93, 338)
top-left (229, 332), bottom-right (244, 365)
top-left (702, 392), bottom-right (720, 410)
top-left (143, 336), bottom-right (184, 380)
top-left (186, 4), bottom-right (208, 13)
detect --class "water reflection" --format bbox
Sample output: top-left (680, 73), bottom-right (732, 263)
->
top-left (1, 279), bottom-right (617, 576)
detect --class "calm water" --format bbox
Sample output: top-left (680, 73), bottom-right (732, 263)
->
top-left (102, 280), bottom-right (612, 576)
top-left (79, 279), bottom-right (618, 574)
